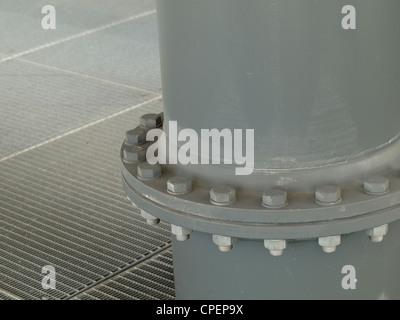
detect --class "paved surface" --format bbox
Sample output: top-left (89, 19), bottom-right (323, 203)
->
top-left (0, 0), bottom-right (174, 300)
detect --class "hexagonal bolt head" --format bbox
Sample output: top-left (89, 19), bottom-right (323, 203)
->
top-left (315, 185), bottom-right (342, 206)
top-left (264, 240), bottom-right (287, 256)
top-left (366, 224), bottom-right (388, 243)
top-left (212, 235), bottom-right (235, 252)
top-left (210, 186), bottom-right (236, 205)
top-left (123, 145), bottom-right (146, 163)
top-left (125, 126), bottom-right (146, 145)
top-left (137, 162), bottom-right (162, 180)
top-left (262, 189), bottom-right (288, 209)
top-left (364, 176), bottom-right (390, 195)
top-left (140, 113), bottom-right (162, 129)
top-left (318, 235), bottom-right (341, 253)
top-left (171, 225), bottom-right (192, 241)
top-left (141, 211), bottom-right (160, 226)
top-left (167, 176), bottom-right (192, 195)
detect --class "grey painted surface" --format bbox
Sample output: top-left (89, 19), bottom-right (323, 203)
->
top-left (173, 221), bottom-right (400, 300)
top-left (157, 0), bottom-right (400, 189)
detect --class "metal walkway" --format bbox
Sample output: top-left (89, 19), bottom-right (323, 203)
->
top-left (0, 0), bottom-right (174, 300)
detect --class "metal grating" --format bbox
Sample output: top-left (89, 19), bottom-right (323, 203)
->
top-left (0, 58), bottom-right (156, 159)
top-left (74, 249), bottom-right (175, 300)
top-left (24, 12), bottom-right (162, 93)
top-left (0, 0), bottom-right (156, 55)
top-left (0, 0), bottom-right (175, 300)
top-left (0, 98), bottom-right (173, 299)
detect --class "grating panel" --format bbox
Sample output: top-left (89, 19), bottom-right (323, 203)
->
top-left (0, 0), bottom-right (175, 300)
top-left (0, 100), bottom-right (172, 300)
top-left (0, 59), bottom-right (156, 159)
top-left (0, 290), bottom-right (20, 300)
top-left (74, 249), bottom-right (175, 300)
top-left (0, 0), bottom-right (156, 55)
top-left (24, 12), bottom-right (162, 93)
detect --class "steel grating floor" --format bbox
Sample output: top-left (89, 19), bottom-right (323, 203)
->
top-left (0, 0), bottom-right (175, 300)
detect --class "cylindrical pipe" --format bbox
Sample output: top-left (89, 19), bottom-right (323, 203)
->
top-left (173, 220), bottom-right (400, 300)
top-left (143, 0), bottom-right (400, 300)
top-left (156, 0), bottom-right (400, 190)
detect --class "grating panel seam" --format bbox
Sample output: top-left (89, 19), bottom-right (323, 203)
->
top-left (0, 235), bottom-right (105, 282)
top-left (17, 58), bottom-right (159, 96)
top-left (0, 213), bottom-right (139, 266)
top-left (0, 185), bottom-right (167, 255)
top-left (0, 184), bottom-right (169, 251)
top-left (73, 250), bottom-right (175, 300)
top-left (67, 245), bottom-right (172, 300)
top-left (0, 10), bottom-right (156, 65)
top-left (0, 95), bottom-right (161, 163)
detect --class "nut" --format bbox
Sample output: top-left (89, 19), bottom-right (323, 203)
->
top-left (264, 240), bottom-right (287, 256)
top-left (140, 113), bottom-right (162, 129)
top-left (262, 189), bottom-right (288, 208)
top-left (366, 224), bottom-right (388, 243)
top-left (137, 162), bottom-right (162, 180)
top-left (171, 225), bottom-right (192, 241)
top-left (318, 235), bottom-right (341, 253)
top-left (126, 126), bottom-right (146, 145)
top-left (210, 186), bottom-right (236, 205)
top-left (212, 235), bottom-right (235, 252)
top-left (315, 185), bottom-right (341, 206)
top-left (141, 211), bottom-right (160, 226)
top-left (123, 145), bottom-right (146, 163)
top-left (364, 176), bottom-right (390, 195)
top-left (167, 176), bottom-right (192, 195)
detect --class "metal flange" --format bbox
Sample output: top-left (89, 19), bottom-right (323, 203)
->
top-left (121, 114), bottom-right (400, 255)
top-left (122, 157), bottom-right (400, 241)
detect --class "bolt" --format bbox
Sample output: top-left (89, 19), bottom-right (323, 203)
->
top-left (140, 113), bottom-right (162, 129)
top-left (262, 189), bottom-right (288, 209)
top-left (123, 145), bottom-right (146, 163)
top-left (137, 162), bottom-right (162, 180)
top-left (171, 225), bottom-right (192, 241)
top-left (167, 176), bottom-right (192, 195)
top-left (210, 186), bottom-right (236, 205)
top-left (264, 240), bottom-right (287, 256)
top-left (126, 126), bottom-right (146, 145)
top-left (366, 224), bottom-right (388, 243)
top-left (141, 211), bottom-right (160, 226)
top-left (364, 176), bottom-right (390, 195)
top-left (315, 185), bottom-right (341, 206)
top-left (318, 235), bottom-right (341, 253)
top-left (212, 235), bottom-right (235, 252)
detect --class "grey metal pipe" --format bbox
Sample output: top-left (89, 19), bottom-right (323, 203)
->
top-left (156, 0), bottom-right (400, 191)
top-left (121, 0), bottom-right (400, 300)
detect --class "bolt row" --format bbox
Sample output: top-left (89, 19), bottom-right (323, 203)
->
top-left (213, 225), bottom-right (389, 255)
top-left (135, 206), bottom-right (389, 255)
top-left (131, 159), bottom-right (391, 208)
